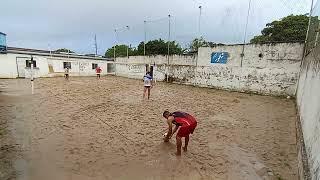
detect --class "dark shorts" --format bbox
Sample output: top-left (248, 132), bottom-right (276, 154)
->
top-left (144, 86), bottom-right (151, 89)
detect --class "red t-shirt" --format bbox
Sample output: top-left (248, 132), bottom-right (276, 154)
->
top-left (96, 67), bottom-right (102, 73)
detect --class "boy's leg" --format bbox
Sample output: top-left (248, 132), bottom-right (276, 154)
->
top-left (147, 87), bottom-right (150, 99)
top-left (176, 135), bottom-right (182, 156)
top-left (143, 87), bottom-right (146, 99)
top-left (183, 135), bottom-right (189, 152)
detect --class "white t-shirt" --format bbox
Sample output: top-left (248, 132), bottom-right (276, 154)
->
top-left (143, 74), bottom-right (152, 87)
top-left (64, 68), bottom-right (69, 74)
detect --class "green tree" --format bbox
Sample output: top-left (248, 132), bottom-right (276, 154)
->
top-left (189, 37), bottom-right (208, 51)
top-left (250, 15), bottom-right (309, 43)
top-left (187, 37), bottom-right (221, 52)
top-left (105, 44), bottom-right (135, 58)
top-left (137, 39), bottom-right (182, 55)
top-left (55, 48), bottom-right (75, 53)
top-left (105, 39), bottom-right (182, 57)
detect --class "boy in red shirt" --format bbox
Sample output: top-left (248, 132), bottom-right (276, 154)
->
top-left (96, 66), bottom-right (102, 79)
top-left (163, 111), bottom-right (198, 156)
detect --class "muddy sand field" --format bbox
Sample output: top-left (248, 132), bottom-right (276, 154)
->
top-left (0, 76), bottom-right (298, 180)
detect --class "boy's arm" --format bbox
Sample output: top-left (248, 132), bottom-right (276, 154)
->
top-left (170, 125), bottom-right (179, 139)
top-left (164, 117), bottom-right (173, 142)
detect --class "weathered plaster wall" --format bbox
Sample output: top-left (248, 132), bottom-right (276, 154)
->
top-left (195, 43), bottom-right (303, 95)
top-left (0, 53), bottom-right (20, 78)
top-left (296, 46), bottom-right (320, 180)
top-left (49, 57), bottom-right (109, 77)
top-left (115, 43), bottom-right (303, 96)
top-left (0, 53), bottom-right (112, 78)
top-left (115, 55), bottom-right (196, 81)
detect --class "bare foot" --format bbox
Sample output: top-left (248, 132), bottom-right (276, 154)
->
top-left (183, 146), bottom-right (187, 152)
top-left (175, 151), bottom-right (181, 156)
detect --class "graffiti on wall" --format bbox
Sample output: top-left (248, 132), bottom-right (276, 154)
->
top-left (79, 62), bottom-right (89, 72)
top-left (211, 52), bottom-right (229, 64)
top-left (129, 65), bottom-right (143, 73)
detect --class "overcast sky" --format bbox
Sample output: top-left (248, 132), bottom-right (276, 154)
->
top-left (0, 0), bottom-right (312, 55)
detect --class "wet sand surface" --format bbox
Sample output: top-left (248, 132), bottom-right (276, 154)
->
top-left (0, 77), bottom-right (298, 180)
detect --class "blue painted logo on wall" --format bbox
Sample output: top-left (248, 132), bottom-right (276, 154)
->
top-left (211, 52), bottom-right (228, 64)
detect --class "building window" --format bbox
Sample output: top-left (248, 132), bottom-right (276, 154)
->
top-left (63, 62), bottom-right (71, 69)
top-left (26, 60), bottom-right (37, 68)
top-left (92, 63), bottom-right (98, 69)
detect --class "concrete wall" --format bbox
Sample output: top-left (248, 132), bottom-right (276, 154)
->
top-left (0, 53), bottom-right (20, 78)
top-left (115, 43), bottom-right (303, 96)
top-left (296, 46), bottom-right (320, 180)
top-left (115, 55), bottom-right (196, 81)
top-left (49, 57), bottom-right (109, 77)
top-left (194, 43), bottom-right (303, 95)
top-left (0, 53), bottom-right (113, 78)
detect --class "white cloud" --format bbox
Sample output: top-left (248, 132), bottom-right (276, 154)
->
top-left (0, 0), bottom-right (312, 54)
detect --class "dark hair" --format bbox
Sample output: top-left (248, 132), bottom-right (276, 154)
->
top-left (163, 110), bottom-right (171, 118)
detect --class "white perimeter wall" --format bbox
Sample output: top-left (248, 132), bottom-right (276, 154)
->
top-left (0, 53), bottom-right (20, 78)
top-left (296, 47), bottom-right (320, 180)
top-left (0, 53), bottom-right (113, 78)
top-left (115, 55), bottom-right (196, 80)
top-left (115, 43), bottom-right (303, 96)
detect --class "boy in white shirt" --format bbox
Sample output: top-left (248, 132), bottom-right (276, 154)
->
top-left (143, 72), bottom-right (153, 100)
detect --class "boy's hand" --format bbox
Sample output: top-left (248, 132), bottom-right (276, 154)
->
top-left (163, 136), bottom-right (169, 142)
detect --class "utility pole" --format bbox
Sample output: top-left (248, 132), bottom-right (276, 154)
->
top-left (30, 56), bottom-right (34, 94)
top-left (114, 29), bottom-right (117, 60)
top-left (240, 0), bottom-right (252, 67)
top-left (144, 20), bottom-right (147, 56)
top-left (126, 26), bottom-right (130, 58)
top-left (94, 34), bottom-right (98, 56)
top-left (198, 5), bottom-right (202, 38)
top-left (295, 0), bottom-right (314, 96)
top-left (167, 14), bottom-right (171, 83)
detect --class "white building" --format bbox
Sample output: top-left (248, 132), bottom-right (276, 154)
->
top-left (0, 47), bottom-right (115, 78)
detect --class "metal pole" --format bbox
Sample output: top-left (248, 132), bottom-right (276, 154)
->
top-left (167, 14), bottom-right (171, 83)
top-left (144, 20), bottom-right (147, 56)
top-left (195, 6), bottom-right (202, 87)
top-left (305, 0), bottom-right (314, 52)
top-left (240, 0), bottom-right (252, 67)
top-left (127, 45), bottom-right (129, 58)
top-left (94, 34), bottom-right (98, 56)
top-left (126, 26), bottom-right (130, 58)
top-left (295, 0), bottom-right (315, 103)
top-left (198, 6), bottom-right (202, 37)
top-left (114, 29), bottom-right (117, 60)
top-left (30, 56), bottom-right (34, 94)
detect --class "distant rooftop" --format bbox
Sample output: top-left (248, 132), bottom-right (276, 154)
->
top-left (6, 47), bottom-right (113, 61)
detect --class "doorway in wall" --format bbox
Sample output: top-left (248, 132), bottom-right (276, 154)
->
top-left (16, 57), bottom-right (29, 78)
top-left (145, 64), bottom-right (154, 77)
top-left (150, 65), bottom-right (154, 77)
